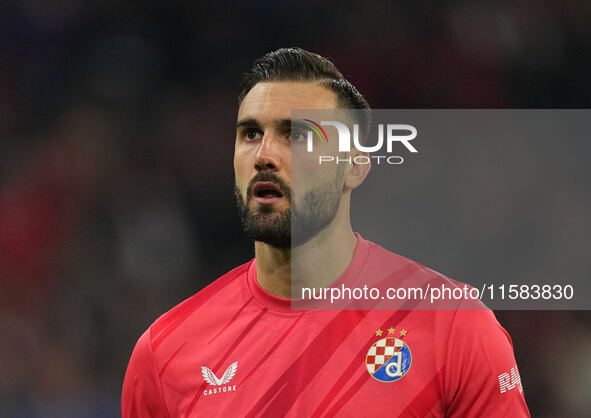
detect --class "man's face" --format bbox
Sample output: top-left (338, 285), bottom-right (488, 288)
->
top-left (234, 81), bottom-right (344, 248)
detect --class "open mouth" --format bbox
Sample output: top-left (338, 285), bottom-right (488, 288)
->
top-left (252, 181), bottom-right (284, 203)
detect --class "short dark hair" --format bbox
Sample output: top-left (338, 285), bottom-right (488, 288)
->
top-left (238, 47), bottom-right (370, 111)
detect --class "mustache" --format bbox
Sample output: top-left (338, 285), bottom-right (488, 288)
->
top-left (246, 171), bottom-right (291, 202)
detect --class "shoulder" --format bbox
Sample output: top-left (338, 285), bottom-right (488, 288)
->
top-left (148, 260), bottom-right (252, 349)
top-left (365, 239), bottom-right (452, 284)
top-left (122, 260), bottom-right (253, 417)
top-left (364, 238), bottom-right (486, 310)
top-left (443, 308), bottom-right (528, 416)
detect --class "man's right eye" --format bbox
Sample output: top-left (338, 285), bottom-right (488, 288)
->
top-left (244, 129), bottom-right (262, 141)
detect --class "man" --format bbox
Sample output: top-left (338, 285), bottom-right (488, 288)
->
top-left (122, 48), bottom-right (529, 417)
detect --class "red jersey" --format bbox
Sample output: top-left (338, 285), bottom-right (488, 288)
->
top-left (122, 235), bottom-right (529, 417)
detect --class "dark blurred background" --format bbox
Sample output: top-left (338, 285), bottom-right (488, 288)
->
top-left (0, 0), bottom-right (589, 416)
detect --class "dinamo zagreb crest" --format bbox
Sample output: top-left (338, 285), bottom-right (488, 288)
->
top-left (366, 336), bottom-right (412, 382)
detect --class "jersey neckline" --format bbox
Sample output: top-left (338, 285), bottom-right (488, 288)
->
top-left (245, 233), bottom-right (372, 313)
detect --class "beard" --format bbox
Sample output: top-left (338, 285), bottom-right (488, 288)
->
top-left (235, 168), bottom-right (344, 249)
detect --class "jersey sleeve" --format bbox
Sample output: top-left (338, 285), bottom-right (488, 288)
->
top-left (122, 328), bottom-right (170, 418)
top-left (444, 308), bottom-right (530, 417)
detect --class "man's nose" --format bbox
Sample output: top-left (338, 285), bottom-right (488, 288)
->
top-left (255, 134), bottom-right (282, 171)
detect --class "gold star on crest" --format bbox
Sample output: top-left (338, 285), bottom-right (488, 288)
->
top-left (387, 327), bottom-right (396, 335)
top-left (399, 329), bottom-right (408, 337)
top-left (375, 329), bottom-right (383, 336)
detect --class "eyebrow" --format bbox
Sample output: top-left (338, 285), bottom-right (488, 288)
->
top-left (236, 117), bottom-right (260, 129)
top-left (236, 118), bottom-right (292, 131)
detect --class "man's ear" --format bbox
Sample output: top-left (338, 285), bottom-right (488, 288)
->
top-left (343, 151), bottom-right (371, 191)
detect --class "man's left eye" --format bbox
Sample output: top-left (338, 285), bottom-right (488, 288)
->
top-left (290, 130), bottom-right (307, 142)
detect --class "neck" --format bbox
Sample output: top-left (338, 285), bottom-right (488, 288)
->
top-left (254, 202), bottom-right (357, 299)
